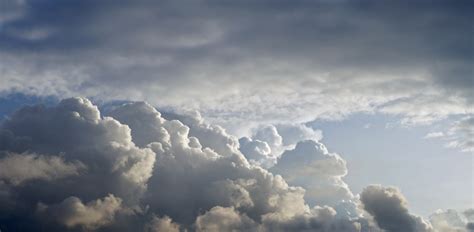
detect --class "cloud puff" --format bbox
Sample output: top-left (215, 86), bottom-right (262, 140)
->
top-left (145, 215), bottom-right (180, 232)
top-left (0, 152), bottom-right (84, 185)
top-left (239, 136), bottom-right (275, 167)
top-left (37, 194), bottom-right (123, 230)
top-left (271, 141), bottom-right (351, 204)
top-left (238, 124), bottom-right (323, 167)
top-left (195, 206), bottom-right (257, 232)
top-left (360, 185), bottom-right (432, 232)
top-left (275, 124), bottom-right (323, 147)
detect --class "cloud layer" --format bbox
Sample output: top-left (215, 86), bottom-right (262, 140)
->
top-left (0, 0), bottom-right (472, 133)
top-left (0, 98), bottom-right (471, 231)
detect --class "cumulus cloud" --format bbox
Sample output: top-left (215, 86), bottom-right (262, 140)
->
top-left (108, 101), bottom-right (316, 226)
top-left (0, 98), bottom-right (155, 231)
top-left (0, 98), bottom-right (470, 231)
top-left (360, 185), bottom-right (433, 232)
top-left (429, 209), bottom-right (473, 232)
top-left (239, 136), bottom-right (276, 167)
top-left (0, 152), bottom-right (84, 185)
top-left (270, 140), bottom-right (358, 218)
top-left (37, 194), bottom-right (123, 230)
top-left (261, 205), bottom-right (364, 232)
top-left (238, 124), bottom-right (324, 167)
top-left (275, 124), bottom-right (323, 147)
top-left (145, 215), bottom-right (180, 232)
top-left (195, 206), bottom-right (257, 232)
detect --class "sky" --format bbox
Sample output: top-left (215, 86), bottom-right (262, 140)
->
top-left (0, 0), bottom-right (473, 232)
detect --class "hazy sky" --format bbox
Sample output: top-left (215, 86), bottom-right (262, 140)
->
top-left (0, 1), bottom-right (473, 232)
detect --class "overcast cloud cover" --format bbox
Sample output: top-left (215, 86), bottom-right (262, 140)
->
top-left (0, 0), bottom-right (473, 231)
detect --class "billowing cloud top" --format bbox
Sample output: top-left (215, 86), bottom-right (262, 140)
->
top-left (0, 98), bottom-right (472, 231)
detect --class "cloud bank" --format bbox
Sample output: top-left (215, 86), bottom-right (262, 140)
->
top-left (0, 0), bottom-right (472, 135)
top-left (0, 98), bottom-right (471, 231)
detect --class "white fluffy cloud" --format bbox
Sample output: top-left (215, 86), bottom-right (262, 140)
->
top-left (270, 140), bottom-right (358, 218)
top-left (238, 124), bottom-right (324, 167)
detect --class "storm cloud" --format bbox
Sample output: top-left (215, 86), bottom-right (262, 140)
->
top-left (0, 0), bottom-right (472, 134)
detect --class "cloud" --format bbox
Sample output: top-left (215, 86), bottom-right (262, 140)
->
top-left (0, 98), bottom-right (156, 231)
top-left (465, 209), bottom-right (474, 222)
top-left (424, 132), bottom-right (445, 139)
top-left (239, 136), bottom-right (276, 167)
top-left (270, 140), bottom-right (358, 218)
top-left (36, 194), bottom-right (123, 230)
top-left (107, 101), bottom-right (313, 225)
top-left (195, 206), bottom-right (257, 232)
top-left (0, 97), bottom-right (470, 231)
top-left (422, 116), bottom-right (474, 153)
top-left (275, 124), bottom-right (323, 147)
top-left (360, 185), bottom-right (433, 232)
top-left (429, 209), bottom-right (473, 232)
top-left (445, 116), bottom-right (474, 153)
top-left (0, 152), bottom-right (84, 185)
top-left (0, 0), bottom-right (471, 132)
top-left (145, 215), bottom-right (180, 232)
top-left (261, 205), bottom-right (364, 232)
top-left (238, 124), bottom-right (323, 167)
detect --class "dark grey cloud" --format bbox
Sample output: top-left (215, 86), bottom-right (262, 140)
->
top-left (0, 0), bottom-right (472, 131)
top-left (360, 185), bottom-right (432, 232)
